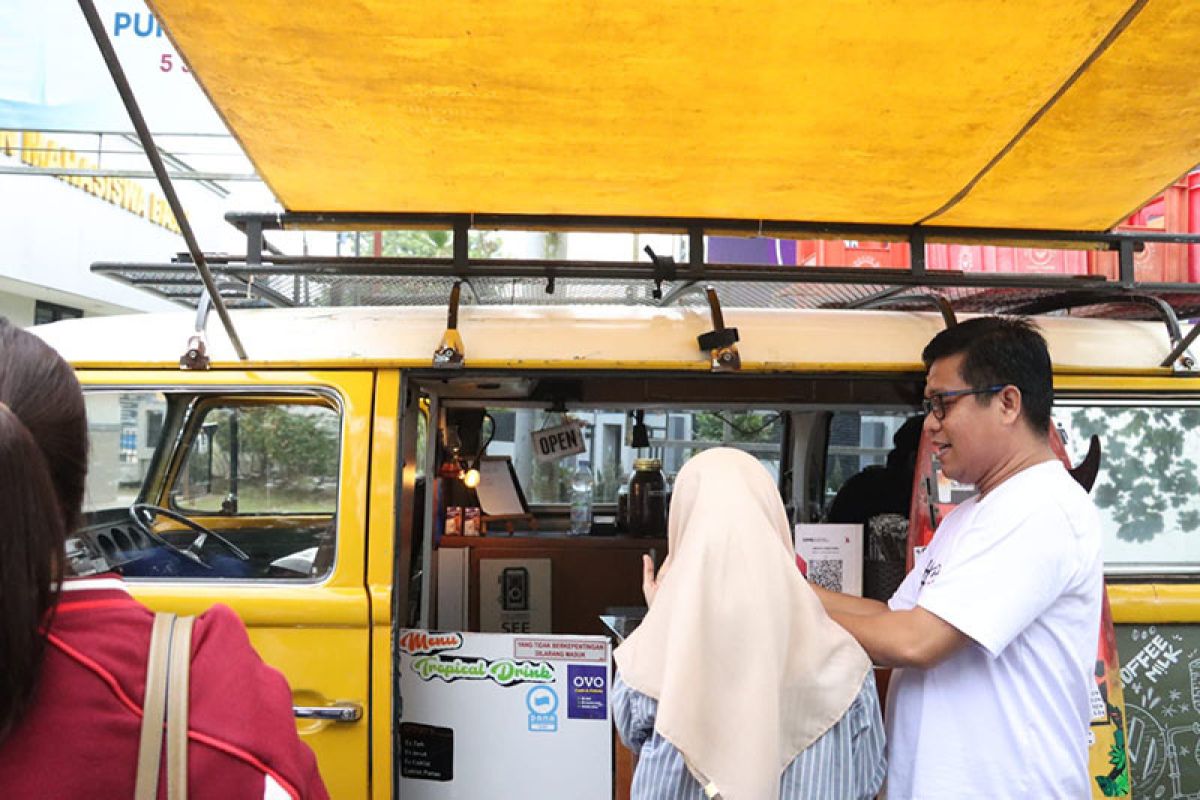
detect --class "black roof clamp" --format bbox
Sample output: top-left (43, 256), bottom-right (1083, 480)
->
top-left (697, 286), bottom-right (740, 372)
top-left (433, 281), bottom-right (466, 368)
top-left (643, 245), bottom-right (677, 300)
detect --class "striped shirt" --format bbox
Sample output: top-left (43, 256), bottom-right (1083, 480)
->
top-left (612, 670), bottom-right (886, 800)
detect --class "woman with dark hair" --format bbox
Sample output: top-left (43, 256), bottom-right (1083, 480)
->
top-left (0, 320), bottom-right (328, 798)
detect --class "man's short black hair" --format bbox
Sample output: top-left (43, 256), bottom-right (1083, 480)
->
top-left (921, 316), bottom-right (1052, 436)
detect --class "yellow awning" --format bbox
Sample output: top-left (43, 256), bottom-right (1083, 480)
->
top-left (149, 0), bottom-right (1200, 231)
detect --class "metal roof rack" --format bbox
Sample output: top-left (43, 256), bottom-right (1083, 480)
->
top-left (95, 217), bottom-right (1200, 371)
top-left (97, 209), bottom-right (1200, 319)
top-left (90, 258), bottom-right (1200, 314)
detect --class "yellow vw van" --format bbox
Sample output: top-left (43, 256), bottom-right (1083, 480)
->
top-left (45, 0), bottom-right (1200, 796)
top-left (37, 293), bottom-right (1200, 798)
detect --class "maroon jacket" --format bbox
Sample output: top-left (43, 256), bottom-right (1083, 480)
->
top-left (0, 577), bottom-right (329, 799)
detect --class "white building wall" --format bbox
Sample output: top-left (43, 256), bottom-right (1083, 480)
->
top-left (0, 289), bottom-right (34, 325)
top-left (0, 160), bottom-right (183, 319)
top-left (0, 127), bottom-right (286, 323)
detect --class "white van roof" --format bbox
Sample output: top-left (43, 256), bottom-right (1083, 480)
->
top-left (35, 306), bottom-right (1176, 375)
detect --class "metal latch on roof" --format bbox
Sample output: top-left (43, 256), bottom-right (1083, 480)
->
top-left (697, 286), bottom-right (740, 372)
top-left (180, 288), bottom-right (213, 370)
top-left (1163, 322), bottom-right (1200, 372)
top-left (433, 281), bottom-right (466, 368)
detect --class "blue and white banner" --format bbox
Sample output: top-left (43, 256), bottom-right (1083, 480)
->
top-left (0, 0), bottom-right (226, 134)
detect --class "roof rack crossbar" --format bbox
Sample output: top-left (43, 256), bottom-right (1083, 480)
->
top-left (453, 216), bottom-right (470, 272)
top-left (855, 291), bottom-right (957, 328)
top-left (1004, 290), bottom-right (1183, 341)
top-left (222, 210), bottom-right (1180, 249)
top-left (658, 280), bottom-right (703, 307)
top-left (910, 229), bottom-right (927, 275)
top-left (90, 258), bottom-right (1138, 290)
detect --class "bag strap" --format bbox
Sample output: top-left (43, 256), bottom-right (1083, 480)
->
top-left (135, 612), bottom-right (176, 800)
top-left (166, 615), bottom-right (194, 800)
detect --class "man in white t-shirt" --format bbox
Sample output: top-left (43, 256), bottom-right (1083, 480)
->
top-left (813, 316), bottom-right (1103, 799)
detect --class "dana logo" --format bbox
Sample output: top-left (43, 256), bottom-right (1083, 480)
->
top-left (400, 631), bottom-right (464, 656)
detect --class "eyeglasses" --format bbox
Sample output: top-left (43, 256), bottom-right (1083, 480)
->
top-left (922, 385), bottom-right (1006, 420)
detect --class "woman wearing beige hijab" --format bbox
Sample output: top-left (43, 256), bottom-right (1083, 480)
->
top-left (612, 447), bottom-right (885, 800)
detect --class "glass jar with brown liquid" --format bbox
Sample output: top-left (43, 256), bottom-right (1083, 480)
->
top-left (627, 458), bottom-right (666, 537)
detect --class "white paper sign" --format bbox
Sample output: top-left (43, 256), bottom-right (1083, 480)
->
top-left (795, 524), bottom-right (863, 596)
top-left (531, 421), bottom-right (586, 463)
top-left (475, 457), bottom-right (526, 516)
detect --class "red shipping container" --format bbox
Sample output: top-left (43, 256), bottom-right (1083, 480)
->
top-left (927, 243), bottom-right (984, 272)
top-left (1090, 225), bottom-right (1187, 283)
top-left (798, 240), bottom-right (910, 269)
top-left (925, 244), bottom-right (1087, 275)
top-left (1189, 172), bottom-right (1200, 282)
top-left (992, 247), bottom-right (1089, 275)
top-left (1090, 179), bottom-right (1189, 283)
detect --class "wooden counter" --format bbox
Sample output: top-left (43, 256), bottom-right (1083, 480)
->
top-left (437, 534), bottom-right (665, 637)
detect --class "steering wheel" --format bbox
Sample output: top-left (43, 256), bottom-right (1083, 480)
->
top-left (128, 503), bottom-right (251, 569)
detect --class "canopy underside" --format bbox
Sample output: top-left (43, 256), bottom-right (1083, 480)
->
top-left (148, 0), bottom-right (1200, 231)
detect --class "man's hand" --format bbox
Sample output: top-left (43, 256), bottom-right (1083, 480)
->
top-left (807, 584), bottom-right (968, 668)
top-left (830, 606), bottom-right (970, 668)
top-left (642, 554), bottom-right (668, 608)
top-left (810, 583), bottom-right (889, 617)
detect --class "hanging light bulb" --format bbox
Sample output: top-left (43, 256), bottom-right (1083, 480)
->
top-left (458, 412), bottom-right (493, 491)
top-left (462, 466), bottom-right (481, 488)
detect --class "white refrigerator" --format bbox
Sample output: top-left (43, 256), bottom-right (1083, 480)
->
top-left (398, 629), bottom-right (613, 799)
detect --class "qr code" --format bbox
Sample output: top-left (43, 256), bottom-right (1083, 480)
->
top-left (808, 559), bottom-right (844, 592)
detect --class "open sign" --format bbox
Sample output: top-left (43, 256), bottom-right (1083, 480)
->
top-left (531, 421), bottom-right (586, 463)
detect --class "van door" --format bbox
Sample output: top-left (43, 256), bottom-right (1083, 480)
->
top-left (76, 370), bottom-right (377, 799)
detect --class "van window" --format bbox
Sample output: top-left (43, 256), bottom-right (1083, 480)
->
top-left (1057, 403), bottom-right (1200, 571)
top-left (823, 411), bottom-right (916, 513)
top-left (84, 391), bottom-right (169, 511)
top-left (172, 403), bottom-right (339, 515)
top-left (80, 392), bottom-right (340, 581)
top-left (483, 408), bottom-right (784, 504)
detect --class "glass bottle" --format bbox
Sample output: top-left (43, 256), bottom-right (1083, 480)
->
top-left (569, 461), bottom-right (594, 535)
top-left (627, 458), bottom-right (666, 537)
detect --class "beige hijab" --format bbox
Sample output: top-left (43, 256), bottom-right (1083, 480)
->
top-left (614, 447), bottom-right (871, 800)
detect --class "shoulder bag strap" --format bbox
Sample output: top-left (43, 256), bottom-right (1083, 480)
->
top-left (166, 615), bottom-right (194, 800)
top-left (135, 612), bottom-right (177, 800)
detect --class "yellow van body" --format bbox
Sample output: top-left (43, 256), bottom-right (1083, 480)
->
top-left (37, 304), bottom-right (1200, 798)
